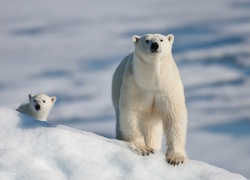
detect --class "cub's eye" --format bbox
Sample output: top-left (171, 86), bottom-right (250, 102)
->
top-left (33, 100), bottom-right (36, 102)
top-left (145, 40), bottom-right (149, 43)
top-left (160, 39), bottom-right (163, 42)
top-left (43, 100), bottom-right (46, 103)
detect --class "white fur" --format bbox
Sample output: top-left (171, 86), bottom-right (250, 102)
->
top-left (112, 34), bottom-right (188, 165)
top-left (16, 94), bottom-right (56, 121)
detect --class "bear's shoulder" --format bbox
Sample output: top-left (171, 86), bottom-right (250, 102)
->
top-left (16, 103), bottom-right (31, 114)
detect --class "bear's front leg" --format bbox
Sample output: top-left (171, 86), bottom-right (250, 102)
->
top-left (119, 108), bottom-right (154, 156)
top-left (164, 111), bottom-right (187, 165)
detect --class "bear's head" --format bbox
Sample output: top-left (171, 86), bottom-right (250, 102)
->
top-left (132, 33), bottom-right (174, 62)
top-left (28, 94), bottom-right (56, 113)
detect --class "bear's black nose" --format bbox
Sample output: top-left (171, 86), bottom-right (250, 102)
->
top-left (151, 42), bottom-right (159, 51)
top-left (35, 104), bottom-right (41, 110)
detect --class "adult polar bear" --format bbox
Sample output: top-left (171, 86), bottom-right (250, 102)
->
top-left (112, 33), bottom-right (188, 165)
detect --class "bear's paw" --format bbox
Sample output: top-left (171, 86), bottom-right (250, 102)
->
top-left (129, 143), bottom-right (154, 156)
top-left (166, 151), bottom-right (186, 166)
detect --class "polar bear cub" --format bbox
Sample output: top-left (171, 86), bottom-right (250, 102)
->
top-left (16, 94), bottom-right (57, 121)
top-left (112, 33), bottom-right (188, 165)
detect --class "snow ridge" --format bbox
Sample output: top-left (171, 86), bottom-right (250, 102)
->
top-left (0, 108), bottom-right (246, 180)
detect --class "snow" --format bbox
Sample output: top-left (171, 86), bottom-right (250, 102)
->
top-left (0, 0), bottom-right (250, 178)
top-left (0, 108), bottom-right (247, 180)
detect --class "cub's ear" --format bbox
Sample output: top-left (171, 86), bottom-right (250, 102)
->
top-left (132, 35), bottom-right (140, 44)
top-left (166, 34), bottom-right (174, 45)
top-left (28, 94), bottom-right (33, 100)
top-left (51, 96), bottom-right (57, 104)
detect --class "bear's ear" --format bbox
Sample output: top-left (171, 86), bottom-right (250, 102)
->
top-left (51, 96), bottom-right (57, 104)
top-left (166, 34), bottom-right (174, 45)
top-left (132, 35), bottom-right (140, 44)
top-left (28, 94), bottom-right (33, 100)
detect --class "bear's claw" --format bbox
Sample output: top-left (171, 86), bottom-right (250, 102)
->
top-left (166, 151), bottom-right (186, 166)
top-left (140, 147), bottom-right (154, 156)
top-left (129, 143), bottom-right (154, 156)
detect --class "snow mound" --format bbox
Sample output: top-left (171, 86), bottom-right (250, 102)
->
top-left (0, 108), bottom-right (246, 180)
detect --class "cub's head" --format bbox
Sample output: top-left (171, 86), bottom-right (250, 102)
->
top-left (28, 94), bottom-right (56, 112)
top-left (132, 33), bottom-right (174, 62)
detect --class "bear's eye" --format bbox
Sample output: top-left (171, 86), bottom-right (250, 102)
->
top-left (43, 100), bottom-right (46, 103)
top-left (33, 100), bottom-right (36, 103)
top-left (145, 40), bottom-right (149, 43)
top-left (160, 39), bottom-right (163, 42)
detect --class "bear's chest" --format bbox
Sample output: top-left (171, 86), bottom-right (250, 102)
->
top-left (134, 67), bottom-right (168, 92)
top-left (138, 90), bottom-right (170, 117)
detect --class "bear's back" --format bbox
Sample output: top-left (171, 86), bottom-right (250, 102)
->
top-left (16, 103), bottom-right (32, 116)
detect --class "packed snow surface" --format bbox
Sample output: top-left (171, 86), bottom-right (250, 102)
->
top-left (0, 0), bottom-right (250, 178)
top-left (0, 108), bottom-right (247, 180)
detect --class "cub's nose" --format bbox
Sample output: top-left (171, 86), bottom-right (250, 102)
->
top-left (151, 42), bottom-right (159, 51)
top-left (35, 104), bottom-right (41, 110)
